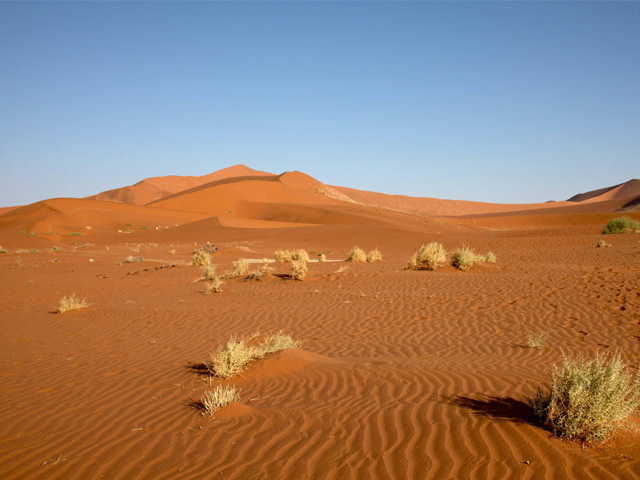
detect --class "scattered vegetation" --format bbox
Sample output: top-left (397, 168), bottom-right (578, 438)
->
top-left (319, 253), bottom-right (326, 263)
top-left (530, 351), bottom-right (640, 445)
top-left (17, 230), bottom-right (26, 235)
top-left (51, 246), bottom-right (63, 252)
top-left (205, 277), bottom-right (224, 294)
top-left (528, 332), bottom-right (546, 350)
top-left (451, 245), bottom-right (486, 271)
top-left (346, 246), bottom-right (367, 263)
top-left (57, 294), bottom-right (89, 314)
top-left (366, 248), bottom-right (382, 263)
top-left (123, 256), bottom-right (144, 264)
top-left (202, 265), bottom-right (218, 281)
top-left (246, 260), bottom-right (274, 281)
top-left (28, 233), bottom-right (35, 237)
top-left (69, 232), bottom-right (84, 236)
top-left (274, 249), bottom-right (309, 263)
top-left (0, 247), bottom-right (7, 254)
top-left (484, 252), bottom-right (497, 263)
top-left (224, 259), bottom-right (249, 279)
top-left (192, 250), bottom-right (212, 267)
top-left (200, 385), bottom-right (241, 417)
top-left (597, 240), bottom-right (611, 248)
top-left (208, 331), bottom-right (301, 378)
top-left (407, 242), bottom-right (447, 270)
top-left (291, 259), bottom-right (308, 280)
top-left (602, 216), bottom-right (640, 235)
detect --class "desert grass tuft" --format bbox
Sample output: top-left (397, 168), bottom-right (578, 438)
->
top-left (224, 259), bottom-right (249, 279)
top-left (202, 265), bottom-right (218, 281)
top-left (319, 253), bottom-right (326, 262)
top-left (291, 259), bottom-right (308, 280)
top-left (205, 277), bottom-right (224, 293)
top-left (407, 242), bottom-right (447, 270)
top-left (201, 385), bottom-right (241, 417)
top-left (346, 246), bottom-right (367, 263)
top-left (366, 248), bottom-right (382, 263)
top-left (192, 250), bottom-right (211, 267)
top-left (274, 250), bottom-right (292, 263)
top-left (530, 350), bottom-right (640, 445)
top-left (528, 332), bottom-right (546, 350)
top-left (602, 216), bottom-right (640, 235)
top-left (245, 269), bottom-right (267, 281)
top-left (484, 251), bottom-right (497, 263)
top-left (451, 245), bottom-right (485, 271)
top-left (57, 294), bottom-right (89, 314)
top-left (0, 247), bottom-right (7, 254)
top-left (596, 240), bottom-right (610, 248)
top-left (208, 331), bottom-right (301, 378)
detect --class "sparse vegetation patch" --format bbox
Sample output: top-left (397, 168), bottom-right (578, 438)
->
top-left (530, 351), bottom-right (640, 445)
top-left (346, 246), bottom-right (367, 263)
top-left (596, 240), bottom-right (610, 248)
top-left (291, 259), bottom-right (308, 280)
top-left (366, 249), bottom-right (382, 263)
top-left (192, 250), bottom-right (211, 267)
top-left (451, 245), bottom-right (485, 271)
top-left (57, 294), bottom-right (89, 314)
top-left (602, 216), bottom-right (640, 235)
top-left (407, 242), bottom-right (447, 270)
top-left (200, 385), bottom-right (241, 417)
top-left (224, 259), bottom-right (249, 279)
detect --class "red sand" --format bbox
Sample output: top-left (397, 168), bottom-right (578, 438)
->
top-left (1, 169), bottom-right (640, 479)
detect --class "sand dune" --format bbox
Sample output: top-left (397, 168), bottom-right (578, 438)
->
top-left (1, 168), bottom-right (640, 479)
top-left (567, 179), bottom-right (640, 203)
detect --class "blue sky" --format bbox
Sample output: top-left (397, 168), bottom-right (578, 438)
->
top-left (1, 2), bottom-right (638, 206)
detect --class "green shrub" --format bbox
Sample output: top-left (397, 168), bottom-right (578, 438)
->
top-left (530, 351), bottom-right (640, 445)
top-left (407, 242), bottom-right (447, 270)
top-left (602, 216), bottom-right (640, 235)
top-left (69, 232), bottom-right (84, 236)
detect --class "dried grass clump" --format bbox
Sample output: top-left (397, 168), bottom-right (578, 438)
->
top-left (596, 240), bottom-right (610, 248)
top-left (224, 259), bottom-right (249, 279)
top-left (0, 246), bottom-right (7, 254)
top-left (530, 351), bottom-right (640, 445)
top-left (208, 331), bottom-right (301, 378)
top-left (346, 246), bottom-right (367, 263)
top-left (201, 385), bottom-right (241, 417)
top-left (451, 245), bottom-right (486, 271)
top-left (407, 242), bottom-right (447, 270)
top-left (192, 250), bottom-right (211, 267)
top-left (205, 277), bottom-right (224, 293)
top-left (202, 265), bottom-right (217, 281)
top-left (57, 294), bottom-right (89, 314)
top-left (291, 249), bottom-right (309, 263)
top-left (274, 250), bottom-right (292, 263)
top-left (246, 270), bottom-right (267, 282)
top-left (484, 251), bottom-right (497, 263)
top-left (366, 249), bottom-right (382, 263)
top-left (528, 332), bottom-right (546, 350)
top-left (291, 259), bottom-right (308, 280)
top-left (319, 253), bottom-right (326, 263)
top-left (603, 216), bottom-right (640, 235)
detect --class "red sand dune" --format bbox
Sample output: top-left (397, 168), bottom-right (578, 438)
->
top-left (1, 167), bottom-right (640, 480)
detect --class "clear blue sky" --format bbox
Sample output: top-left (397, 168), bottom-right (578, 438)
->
top-left (1, 2), bottom-right (638, 207)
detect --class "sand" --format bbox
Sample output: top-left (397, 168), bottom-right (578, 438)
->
top-left (1, 169), bottom-right (639, 479)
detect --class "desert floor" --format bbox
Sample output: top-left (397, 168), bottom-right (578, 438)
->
top-left (1, 210), bottom-right (639, 479)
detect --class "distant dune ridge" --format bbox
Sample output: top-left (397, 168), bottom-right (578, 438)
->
top-left (0, 166), bottom-right (639, 237)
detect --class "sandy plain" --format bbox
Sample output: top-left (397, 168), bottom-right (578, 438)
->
top-left (1, 166), bottom-right (639, 479)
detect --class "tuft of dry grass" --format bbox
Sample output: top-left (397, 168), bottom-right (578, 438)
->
top-left (224, 259), bottom-right (249, 279)
top-left (291, 249), bottom-right (309, 263)
top-left (192, 250), bottom-right (211, 267)
top-left (201, 385), bottom-right (241, 417)
top-left (407, 242), bottom-right (447, 270)
top-left (202, 265), bottom-right (218, 281)
top-left (366, 248), bottom-right (382, 263)
top-left (205, 277), bottom-right (224, 294)
top-left (484, 252), bottom-right (497, 263)
top-left (346, 246), bottom-right (367, 263)
top-left (246, 270), bottom-right (267, 281)
top-left (528, 332), bottom-right (546, 351)
top-left (208, 331), bottom-right (301, 378)
top-left (319, 253), bottom-right (326, 263)
top-left (291, 259), bottom-right (308, 280)
top-left (0, 246), bottom-right (7, 254)
top-left (596, 240), bottom-right (610, 248)
top-left (57, 294), bottom-right (89, 314)
top-left (530, 350), bottom-right (640, 445)
top-left (274, 250), bottom-right (292, 263)
top-left (451, 245), bottom-right (485, 271)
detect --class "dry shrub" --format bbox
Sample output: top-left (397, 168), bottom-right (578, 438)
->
top-left (484, 252), bottom-right (497, 263)
top-left (208, 331), bottom-right (301, 378)
top-left (224, 259), bottom-right (249, 279)
top-left (451, 245), bottom-right (485, 271)
top-left (57, 294), bottom-right (89, 314)
top-left (596, 240), bottom-right (610, 248)
top-left (205, 276), bottom-right (224, 293)
top-left (366, 249), bottom-right (382, 263)
top-left (346, 246), bottom-right (367, 263)
top-left (407, 242), bottom-right (447, 270)
top-left (260, 258), bottom-right (275, 275)
top-left (274, 250), bottom-right (292, 263)
top-left (319, 253), bottom-right (326, 263)
top-left (0, 246), bottom-right (7, 254)
top-left (292, 249), bottom-right (309, 262)
top-left (291, 259), bottom-right (308, 280)
top-left (202, 265), bottom-right (217, 281)
top-left (530, 351), bottom-right (640, 445)
top-left (201, 385), bottom-right (241, 417)
top-left (528, 332), bottom-right (546, 350)
top-left (192, 250), bottom-right (211, 267)
top-left (246, 270), bottom-right (267, 282)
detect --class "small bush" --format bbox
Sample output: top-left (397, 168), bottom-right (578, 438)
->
top-left (528, 332), bottom-right (546, 350)
top-left (319, 253), bottom-right (326, 263)
top-left (596, 240), bottom-right (610, 248)
top-left (451, 245), bottom-right (485, 271)
top-left (246, 269), bottom-right (267, 281)
top-left (346, 246), bottom-right (367, 263)
top-left (291, 249), bottom-right (309, 263)
top-left (224, 259), bottom-right (249, 279)
top-left (407, 242), bottom-right (447, 270)
top-left (366, 249), bottom-right (382, 263)
top-left (530, 351), bottom-right (640, 445)
top-left (57, 294), bottom-right (89, 314)
top-left (274, 250), bottom-right (292, 263)
top-left (192, 251), bottom-right (212, 267)
top-left (484, 252), bottom-right (497, 263)
top-left (208, 331), bottom-right (301, 378)
top-left (201, 385), bottom-right (241, 417)
top-left (205, 277), bottom-right (224, 293)
top-left (291, 259), bottom-right (308, 280)
top-left (602, 216), bottom-right (640, 235)
top-left (202, 265), bottom-right (217, 281)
